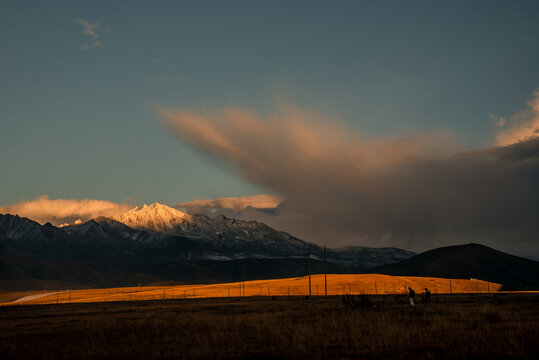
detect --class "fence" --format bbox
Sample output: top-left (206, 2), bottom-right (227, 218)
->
top-left (7, 275), bottom-right (501, 306)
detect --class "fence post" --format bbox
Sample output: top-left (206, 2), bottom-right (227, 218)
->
top-left (308, 251), bottom-right (312, 300)
top-left (324, 245), bottom-right (327, 297)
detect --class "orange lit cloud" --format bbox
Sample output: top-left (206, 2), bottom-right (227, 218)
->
top-left (0, 195), bottom-right (131, 226)
top-left (176, 194), bottom-right (282, 213)
top-left (160, 103), bottom-right (539, 254)
top-left (160, 105), bottom-right (459, 189)
top-left (496, 88), bottom-right (539, 146)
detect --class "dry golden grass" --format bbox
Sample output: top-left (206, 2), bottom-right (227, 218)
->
top-left (2, 274), bottom-right (502, 306)
top-left (1, 293), bottom-right (538, 359)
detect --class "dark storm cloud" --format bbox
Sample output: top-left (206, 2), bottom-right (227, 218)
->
top-left (160, 105), bottom-right (539, 256)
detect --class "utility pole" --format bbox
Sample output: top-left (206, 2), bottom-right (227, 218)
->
top-left (239, 260), bottom-right (242, 297)
top-left (308, 250), bottom-right (312, 300)
top-left (324, 245), bottom-right (328, 297)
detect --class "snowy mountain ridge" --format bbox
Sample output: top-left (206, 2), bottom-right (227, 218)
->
top-left (112, 202), bottom-right (192, 233)
top-left (0, 206), bottom-right (416, 267)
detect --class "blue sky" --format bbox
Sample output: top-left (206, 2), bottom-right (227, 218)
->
top-left (1, 0), bottom-right (539, 206)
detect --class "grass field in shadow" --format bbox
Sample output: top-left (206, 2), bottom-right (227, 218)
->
top-left (1, 293), bottom-right (538, 359)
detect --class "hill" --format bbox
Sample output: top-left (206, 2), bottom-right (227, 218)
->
top-left (371, 243), bottom-right (539, 290)
top-left (2, 274), bottom-right (503, 305)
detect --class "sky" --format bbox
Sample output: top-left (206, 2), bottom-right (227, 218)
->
top-left (1, 1), bottom-right (539, 254)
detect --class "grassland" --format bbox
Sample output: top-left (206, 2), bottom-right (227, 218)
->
top-left (1, 293), bottom-right (538, 359)
top-left (1, 274), bottom-right (502, 305)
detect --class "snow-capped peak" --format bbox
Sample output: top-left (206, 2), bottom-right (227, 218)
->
top-left (111, 202), bottom-right (192, 233)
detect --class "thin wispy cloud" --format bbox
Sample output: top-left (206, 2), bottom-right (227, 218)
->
top-left (76, 18), bottom-right (108, 51)
top-left (489, 114), bottom-right (507, 127)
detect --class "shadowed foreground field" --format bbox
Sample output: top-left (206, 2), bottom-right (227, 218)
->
top-left (1, 293), bottom-right (538, 359)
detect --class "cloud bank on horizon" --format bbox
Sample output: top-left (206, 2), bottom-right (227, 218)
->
top-left (0, 195), bottom-right (131, 226)
top-left (176, 194), bottom-right (282, 213)
top-left (160, 89), bottom-right (539, 254)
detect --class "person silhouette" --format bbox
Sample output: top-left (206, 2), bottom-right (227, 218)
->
top-left (424, 288), bottom-right (432, 304)
top-left (408, 287), bottom-right (415, 306)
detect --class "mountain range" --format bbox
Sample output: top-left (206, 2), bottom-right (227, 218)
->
top-left (0, 202), bottom-right (414, 264)
top-left (0, 203), bottom-right (412, 290)
top-left (1, 203), bottom-right (538, 291)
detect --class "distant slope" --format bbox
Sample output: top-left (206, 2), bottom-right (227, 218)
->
top-left (371, 243), bottom-right (539, 290)
top-left (0, 256), bottom-right (361, 290)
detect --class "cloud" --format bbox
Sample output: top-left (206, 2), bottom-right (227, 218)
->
top-left (0, 195), bottom-right (131, 226)
top-left (160, 102), bottom-right (539, 256)
top-left (496, 88), bottom-right (539, 146)
top-left (176, 194), bottom-right (282, 213)
top-left (489, 114), bottom-right (506, 127)
top-left (76, 18), bottom-right (108, 50)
